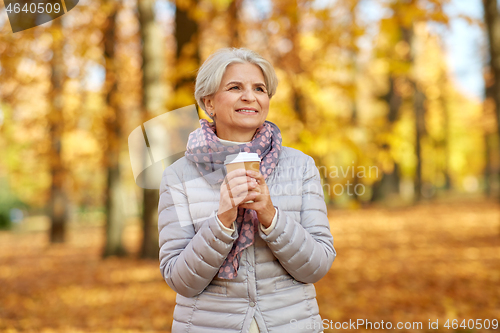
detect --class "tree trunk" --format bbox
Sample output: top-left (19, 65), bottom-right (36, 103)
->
top-left (350, 59), bottom-right (361, 202)
top-left (404, 25), bottom-right (426, 202)
top-left (286, 10), bottom-right (306, 123)
top-left (174, 0), bottom-right (200, 93)
top-left (139, 0), bottom-right (200, 258)
top-left (270, 0), bottom-right (306, 123)
top-left (443, 99), bottom-right (452, 191)
top-left (138, 0), bottom-right (165, 259)
top-left (484, 133), bottom-right (493, 196)
top-left (484, 0), bottom-right (500, 201)
top-left (413, 82), bottom-right (426, 201)
top-left (228, 0), bottom-right (242, 48)
top-left (371, 162), bottom-right (400, 202)
top-left (372, 75), bottom-right (403, 203)
top-left (102, 3), bottom-right (127, 258)
top-left (483, 79), bottom-right (495, 196)
top-left (48, 18), bottom-right (68, 243)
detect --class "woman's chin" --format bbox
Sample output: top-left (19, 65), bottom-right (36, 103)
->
top-left (235, 117), bottom-right (261, 124)
top-left (232, 118), bottom-right (265, 128)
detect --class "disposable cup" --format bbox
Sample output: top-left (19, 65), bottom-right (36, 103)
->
top-left (224, 152), bottom-right (261, 203)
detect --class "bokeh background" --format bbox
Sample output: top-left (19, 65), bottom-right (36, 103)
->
top-left (0, 0), bottom-right (499, 332)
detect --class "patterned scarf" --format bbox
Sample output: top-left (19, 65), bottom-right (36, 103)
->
top-left (185, 119), bottom-right (282, 279)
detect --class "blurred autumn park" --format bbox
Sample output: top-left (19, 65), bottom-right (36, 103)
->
top-left (1, 0), bottom-right (500, 332)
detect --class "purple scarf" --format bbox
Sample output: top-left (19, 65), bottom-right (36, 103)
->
top-left (185, 119), bottom-right (282, 279)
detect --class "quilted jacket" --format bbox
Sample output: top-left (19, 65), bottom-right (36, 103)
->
top-left (158, 146), bottom-right (336, 333)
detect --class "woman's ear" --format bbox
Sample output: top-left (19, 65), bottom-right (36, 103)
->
top-left (203, 97), bottom-right (215, 117)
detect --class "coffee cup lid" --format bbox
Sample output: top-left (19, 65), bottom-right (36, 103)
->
top-left (224, 152), bottom-right (261, 165)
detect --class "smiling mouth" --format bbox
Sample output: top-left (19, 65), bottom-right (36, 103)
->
top-left (235, 109), bottom-right (259, 114)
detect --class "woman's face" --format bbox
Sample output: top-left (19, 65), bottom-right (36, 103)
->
top-left (203, 62), bottom-right (270, 142)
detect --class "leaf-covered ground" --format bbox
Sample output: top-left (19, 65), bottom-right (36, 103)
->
top-left (0, 200), bottom-right (499, 332)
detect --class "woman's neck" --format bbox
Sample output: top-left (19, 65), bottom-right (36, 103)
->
top-left (216, 128), bottom-right (256, 142)
top-left (218, 137), bottom-right (249, 145)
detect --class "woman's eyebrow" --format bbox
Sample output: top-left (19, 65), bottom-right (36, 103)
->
top-left (225, 81), bottom-right (267, 88)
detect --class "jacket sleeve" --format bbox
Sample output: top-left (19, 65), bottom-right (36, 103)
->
top-left (158, 166), bottom-right (238, 298)
top-left (258, 155), bottom-right (336, 283)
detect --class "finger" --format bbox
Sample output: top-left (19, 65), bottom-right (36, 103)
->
top-left (246, 170), bottom-right (265, 183)
top-left (225, 168), bottom-right (248, 182)
top-left (228, 182), bottom-right (257, 200)
top-left (236, 189), bottom-right (260, 206)
top-left (237, 187), bottom-right (262, 203)
top-left (226, 176), bottom-right (249, 190)
top-left (238, 202), bottom-right (254, 210)
top-left (227, 176), bottom-right (259, 194)
top-left (234, 186), bottom-right (260, 198)
top-left (246, 188), bottom-right (262, 202)
top-left (223, 182), bottom-right (236, 208)
top-left (246, 186), bottom-right (261, 195)
top-left (248, 176), bottom-right (258, 185)
top-left (238, 191), bottom-right (261, 207)
top-left (229, 180), bottom-right (260, 198)
top-left (225, 174), bottom-right (257, 192)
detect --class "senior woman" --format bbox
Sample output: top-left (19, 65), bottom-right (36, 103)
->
top-left (158, 47), bottom-right (336, 333)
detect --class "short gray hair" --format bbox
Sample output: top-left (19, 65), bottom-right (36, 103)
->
top-left (194, 48), bottom-right (279, 116)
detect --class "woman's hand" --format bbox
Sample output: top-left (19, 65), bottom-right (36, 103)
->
top-left (239, 170), bottom-right (276, 229)
top-left (218, 168), bottom-right (260, 228)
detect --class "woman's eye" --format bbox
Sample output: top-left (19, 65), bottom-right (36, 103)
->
top-left (230, 86), bottom-right (239, 90)
top-left (256, 87), bottom-right (265, 92)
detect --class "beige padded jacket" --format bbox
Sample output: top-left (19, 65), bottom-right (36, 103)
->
top-left (158, 146), bottom-right (336, 332)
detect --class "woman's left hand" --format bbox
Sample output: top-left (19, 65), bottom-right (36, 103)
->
top-left (239, 170), bottom-right (276, 228)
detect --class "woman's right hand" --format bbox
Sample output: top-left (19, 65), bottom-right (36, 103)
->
top-left (217, 168), bottom-right (260, 228)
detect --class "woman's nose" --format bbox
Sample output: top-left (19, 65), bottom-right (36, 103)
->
top-left (241, 88), bottom-right (256, 102)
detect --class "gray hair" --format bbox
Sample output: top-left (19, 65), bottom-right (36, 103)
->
top-left (194, 47), bottom-right (279, 117)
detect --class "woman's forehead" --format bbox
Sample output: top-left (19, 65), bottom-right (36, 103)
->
top-left (222, 63), bottom-right (265, 81)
